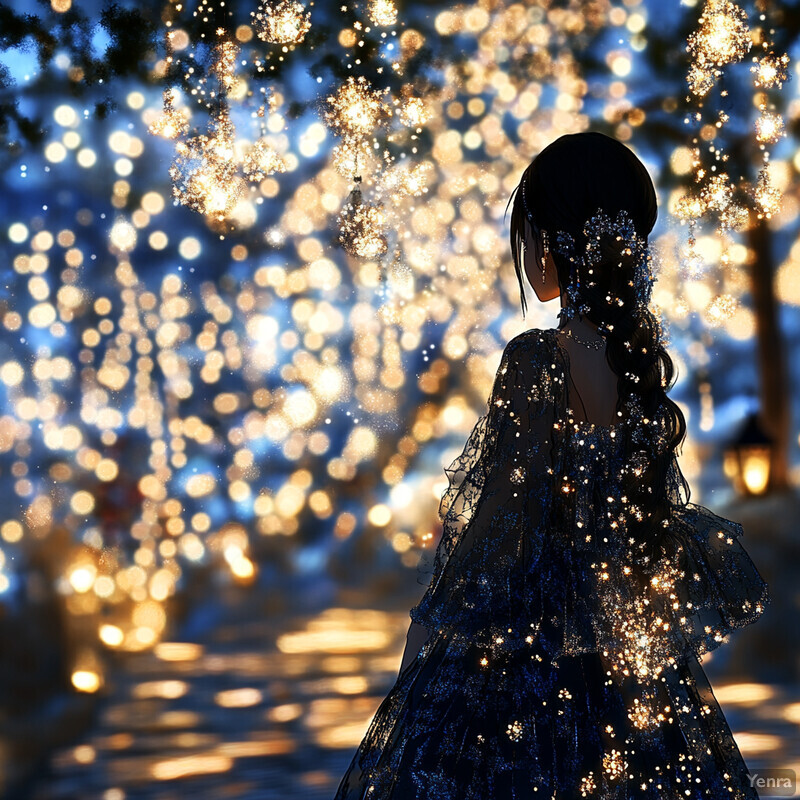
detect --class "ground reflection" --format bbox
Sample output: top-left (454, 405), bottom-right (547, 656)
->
top-left (32, 600), bottom-right (798, 799)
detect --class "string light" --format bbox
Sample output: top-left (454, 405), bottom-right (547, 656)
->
top-left (165, 24), bottom-right (254, 222)
top-left (149, 26), bottom-right (190, 140)
top-left (379, 161), bottom-right (431, 198)
top-left (704, 293), bottom-right (738, 327)
top-left (677, 0), bottom-right (790, 327)
top-left (675, 194), bottom-right (704, 221)
top-left (398, 95), bottom-right (431, 128)
top-left (699, 172), bottom-right (733, 212)
top-left (505, 719), bottom-right (524, 741)
top-left (169, 105), bottom-right (246, 220)
top-left (337, 177), bottom-right (389, 259)
top-left (316, 5), bottom-right (433, 266)
top-left (242, 136), bottom-right (288, 182)
top-left (686, 0), bottom-right (750, 97)
top-left (149, 0), bottom-right (300, 223)
top-left (251, 0), bottom-right (312, 46)
top-left (719, 201), bottom-right (748, 233)
top-left (752, 51), bottom-right (790, 88)
top-left (148, 0), bottom-right (432, 254)
top-left (686, 63), bottom-right (716, 98)
top-left (331, 137), bottom-right (376, 179)
top-left (149, 88), bottom-right (190, 140)
top-left (367, 0), bottom-right (398, 28)
top-left (579, 772), bottom-right (597, 796)
top-left (211, 38), bottom-right (240, 93)
top-left (324, 75), bottom-right (391, 139)
top-left (688, 0), bottom-right (751, 68)
top-left (754, 107), bottom-right (785, 145)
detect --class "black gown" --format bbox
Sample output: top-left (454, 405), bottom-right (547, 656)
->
top-left (334, 327), bottom-right (770, 800)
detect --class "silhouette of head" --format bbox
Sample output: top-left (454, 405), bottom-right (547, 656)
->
top-left (510, 131), bottom-right (658, 317)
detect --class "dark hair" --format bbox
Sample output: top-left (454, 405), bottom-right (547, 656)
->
top-left (507, 131), bottom-right (688, 560)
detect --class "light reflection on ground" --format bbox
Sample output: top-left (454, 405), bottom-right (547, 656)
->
top-left (30, 587), bottom-right (800, 799)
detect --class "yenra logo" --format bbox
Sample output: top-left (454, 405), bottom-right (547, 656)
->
top-left (747, 769), bottom-right (796, 797)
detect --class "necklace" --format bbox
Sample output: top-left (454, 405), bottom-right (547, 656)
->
top-left (557, 326), bottom-right (606, 351)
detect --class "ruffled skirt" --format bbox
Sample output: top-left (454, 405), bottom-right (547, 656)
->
top-left (334, 501), bottom-right (769, 800)
top-left (334, 632), bottom-right (759, 799)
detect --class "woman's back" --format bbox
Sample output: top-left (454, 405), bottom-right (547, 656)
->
top-left (554, 323), bottom-right (620, 427)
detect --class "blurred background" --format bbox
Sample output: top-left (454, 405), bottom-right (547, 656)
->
top-left (0, 0), bottom-right (799, 797)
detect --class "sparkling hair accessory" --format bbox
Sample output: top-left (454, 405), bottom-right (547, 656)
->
top-left (552, 208), bottom-right (656, 335)
top-left (521, 175), bottom-right (532, 222)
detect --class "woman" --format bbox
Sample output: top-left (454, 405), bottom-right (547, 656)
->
top-left (334, 132), bottom-right (770, 799)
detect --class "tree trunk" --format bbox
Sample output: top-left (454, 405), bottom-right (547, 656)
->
top-left (747, 219), bottom-right (791, 492)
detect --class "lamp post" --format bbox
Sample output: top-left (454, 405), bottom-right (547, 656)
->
top-left (723, 412), bottom-right (774, 497)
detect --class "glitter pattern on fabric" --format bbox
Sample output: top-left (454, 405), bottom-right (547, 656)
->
top-left (334, 328), bottom-right (770, 800)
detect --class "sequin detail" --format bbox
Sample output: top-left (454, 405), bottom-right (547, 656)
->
top-left (334, 328), bottom-right (770, 800)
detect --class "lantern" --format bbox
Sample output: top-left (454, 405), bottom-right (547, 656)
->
top-left (723, 412), bottom-right (773, 496)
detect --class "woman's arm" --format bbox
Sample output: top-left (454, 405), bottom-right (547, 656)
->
top-left (403, 331), bottom-right (558, 653)
top-left (398, 620), bottom-right (433, 675)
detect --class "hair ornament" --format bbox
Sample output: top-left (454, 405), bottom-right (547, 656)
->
top-left (554, 208), bottom-right (655, 329)
top-left (521, 174), bottom-right (532, 222)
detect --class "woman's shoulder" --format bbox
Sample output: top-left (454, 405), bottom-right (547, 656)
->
top-left (494, 328), bottom-right (562, 407)
top-left (505, 326), bottom-right (554, 349)
top-left (503, 327), bottom-right (557, 366)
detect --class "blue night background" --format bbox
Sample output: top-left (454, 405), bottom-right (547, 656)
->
top-left (0, 0), bottom-right (799, 796)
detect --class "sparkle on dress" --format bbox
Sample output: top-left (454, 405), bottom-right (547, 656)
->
top-left (334, 328), bottom-right (770, 800)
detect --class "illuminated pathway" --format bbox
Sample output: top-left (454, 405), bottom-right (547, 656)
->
top-left (28, 580), bottom-right (415, 800)
top-left (30, 581), bottom-right (800, 799)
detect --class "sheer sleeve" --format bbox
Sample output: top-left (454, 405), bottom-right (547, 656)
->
top-left (578, 449), bottom-right (771, 683)
top-left (407, 330), bottom-right (770, 675)
top-left (409, 330), bottom-right (560, 652)
top-left (657, 454), bottom-right (771, 659)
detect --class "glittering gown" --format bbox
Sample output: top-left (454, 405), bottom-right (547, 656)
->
top-left (334, 327), bottom-right (770, 800)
